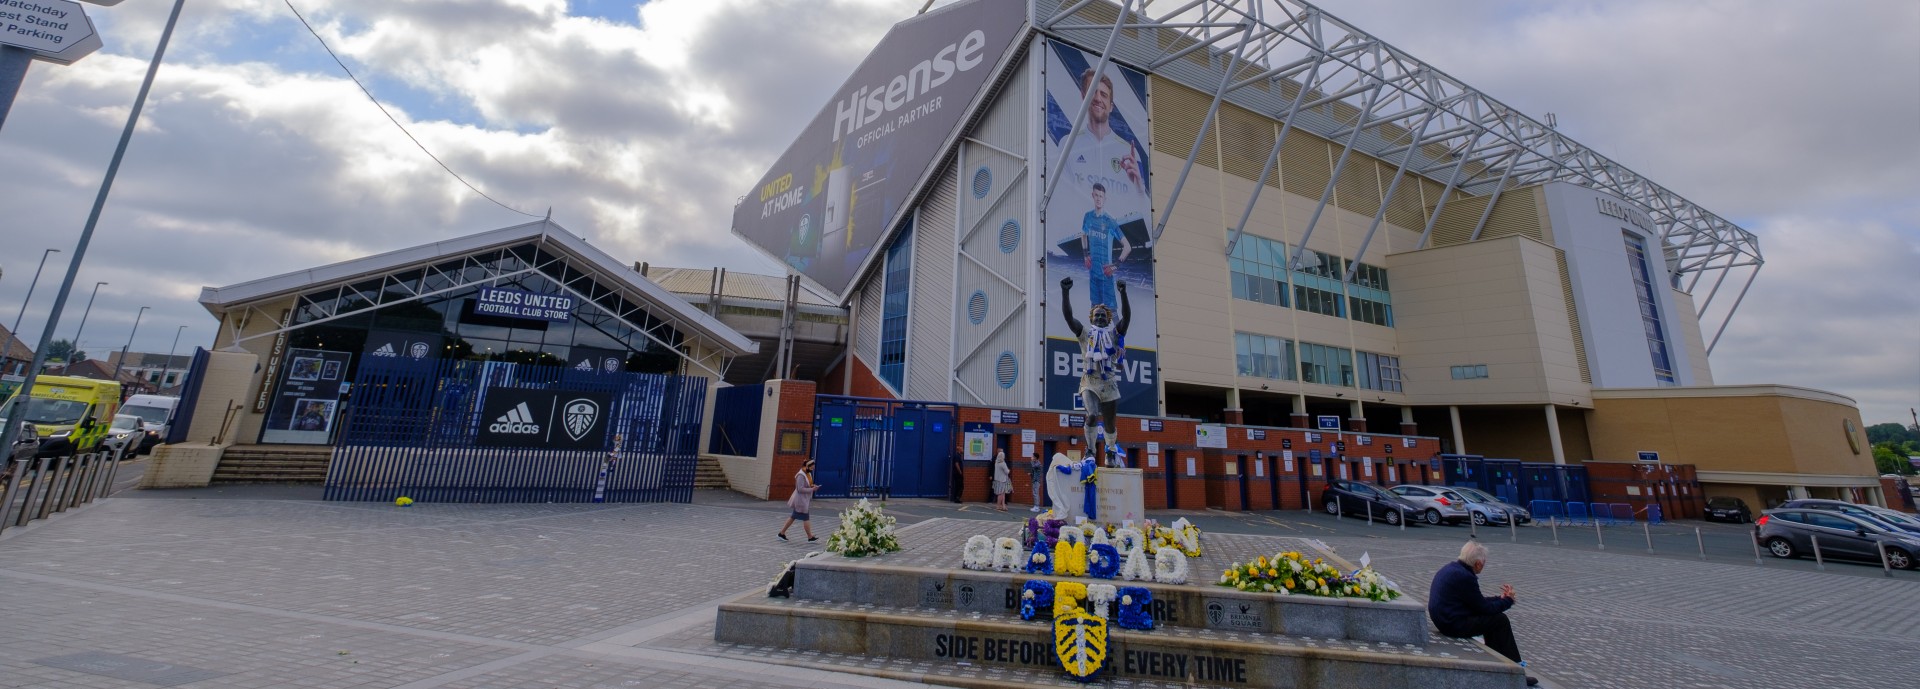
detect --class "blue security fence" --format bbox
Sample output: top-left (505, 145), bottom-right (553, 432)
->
top-left (1439, 454), bottom-right (1591, 508)
top-left (812, 395), bottom-right (957, 500)
top-left (707, 384), bottom-right (764, 456)
top-left (324, 357), bottom-right (705, 503)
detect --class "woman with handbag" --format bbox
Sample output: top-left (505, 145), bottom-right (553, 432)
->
top-left (778, 459), bottom-right (819, 542)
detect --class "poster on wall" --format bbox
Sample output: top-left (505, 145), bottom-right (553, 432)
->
top-left (1041, 39), bottom-right (1158, 416)
top-left (727, 0), bottom-right (1026, 298)
top-left (261, 347), bottom-right (353, 444)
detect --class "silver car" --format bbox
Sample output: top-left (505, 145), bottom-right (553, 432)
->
top-left (1388, 484), bottom-right (1472, 525)
top-left (1451, 486), bottom-right (1532, 526)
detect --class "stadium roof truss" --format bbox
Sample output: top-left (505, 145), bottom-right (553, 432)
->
top-left (1027, 0), bottom-right (1763, 352)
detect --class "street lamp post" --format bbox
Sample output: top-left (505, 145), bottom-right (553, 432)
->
top-left (112, 306), bottom-right (150, 380)
top-left (69, 281), bottom-right (109, 362)
top-left (1, 248), bottom-right (60, 375)
top-left (162, 325), bottom-right (187, 389)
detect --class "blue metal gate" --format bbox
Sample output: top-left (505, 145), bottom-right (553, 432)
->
top-left (812, 395), bottom-right (956, 499)
top-left (324, 357), bottom-right (705, 503)
top-left (707, 384), bottom-right (763, 456)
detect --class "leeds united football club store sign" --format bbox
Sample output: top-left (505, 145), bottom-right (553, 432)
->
top-left (474, 287), bottom-right (575, 322)
top-left (476, 387), bottom-right (613, 450)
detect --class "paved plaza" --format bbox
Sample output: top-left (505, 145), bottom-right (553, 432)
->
top-left (2, 485), bottom-right (1915, 688)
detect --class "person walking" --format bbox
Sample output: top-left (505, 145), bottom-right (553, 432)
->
top-left (1028, 448), bottom-right (1045, 512)
top-left (1428, 540), bottom-right (1537, 686)
top-left (992, 448), bottom-right (1012, 511)
top-left (778, 459), bottom-right (819, 542)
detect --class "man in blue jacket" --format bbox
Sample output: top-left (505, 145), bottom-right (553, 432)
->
top-left (1429, 540), bottom-right (1536, 686)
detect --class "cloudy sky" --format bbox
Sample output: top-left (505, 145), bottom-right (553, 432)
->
top-left (1, 0), bottom-right (1914, 424)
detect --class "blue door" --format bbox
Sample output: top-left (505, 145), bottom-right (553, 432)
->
top-left (918, 409), bottom-right (954, 498)
top-left (891, 408), bottom-right (926, 498)
top-left (813, 400), bottom-right (856, 498)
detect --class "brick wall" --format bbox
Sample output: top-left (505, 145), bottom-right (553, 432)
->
top-left (768, 380), bottom-right (819, 503)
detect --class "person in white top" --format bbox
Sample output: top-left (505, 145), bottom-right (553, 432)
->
top-left (992, 449), bottom-right (1012, 511)
top-left (778, 459), bottom-right (819, 542)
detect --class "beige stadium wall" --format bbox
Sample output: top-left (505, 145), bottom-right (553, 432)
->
top-left (1587, 388), bottom-right (1874, 478)
top-left (1145, 76), bottom-right (1432, 404)
top-left (206, 296), bottom-right (299, 444)
top-left (1669, 289), bottom-right (1714, 386)
top-left (1387, 236), bottom-right (1589, 407)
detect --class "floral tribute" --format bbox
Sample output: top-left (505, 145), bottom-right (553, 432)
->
top-left (1053, 538), bottom-right (1090, 577)
top-left (1020, 580), bottom-right (1055, 620)
top-left (1217, 551), bottom-right (1402, 601)
top-left (1115, 586), bottom-right (1154, 630)
top-left (1086, 543), bottom-right (1121, 579)
top-left (824, 498), bottom-right (901, 557)
top-left (1025, 540), bottom-right (1054, 575)
top-left (961, 535), bottom-right (996, 570)
top-left (1050, 582), bottom-right (1107, 682)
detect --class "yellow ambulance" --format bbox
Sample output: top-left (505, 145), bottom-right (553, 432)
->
top-left (0, 375), bottom-right (123, 456)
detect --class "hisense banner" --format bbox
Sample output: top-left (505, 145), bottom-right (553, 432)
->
top-left (1041, 39), bottom-right (1158, 416)
top-left (729, 0), bottom-right (1025, 298)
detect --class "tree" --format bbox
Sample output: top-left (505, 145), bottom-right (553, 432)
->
top-left (1874, 443), bottom-right (1918, 476)
top-left (1866, 422), bottom-right (1919, 446)
top-left (43, 339), bottom-right (86, 363)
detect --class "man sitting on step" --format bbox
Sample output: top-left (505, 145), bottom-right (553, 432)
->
top-left (1428, 540), bottom-right (1539, 686)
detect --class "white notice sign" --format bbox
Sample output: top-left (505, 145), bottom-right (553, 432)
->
top-left (1282, 450), bottom-right (1294, 471)
top-left (1022, 443), bottom-right (1034, 458)
top-left (1146, 442), bottom-right (1160, 454)
top-left (1254, 460), bottom-right (1264, 477)
top-left (1185, 457), bottom-right (1197, 476)
top-left (1022, 429), bottom-right (1036, 443)
top-left (0, 0), bottom-right (101, 65)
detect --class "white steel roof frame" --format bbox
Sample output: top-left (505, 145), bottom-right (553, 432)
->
top-left (1026, 0), bottom-right (1763, 344)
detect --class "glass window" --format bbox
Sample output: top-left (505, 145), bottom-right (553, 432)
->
top-left (879, 221), bottom-right (914, 392)
top-left (1299, 342), bottom-right (1355, 387)
top-left (1229, 235), bottom-right (1289, 307)
top-left (1450, 365), bottom-right (1489, 380)
top-left (1802, 513), bottom-right (1857, 531)
top-left (1623, 231), bottom-right (1677, 385)
top-left (1357, 351), bottom-right (1402, 392)
top-left (1346, 262), bottom-right (1393, 327)
top-left (1234, 332), bottom-right (1295, 380)
top-left (1291, 250), bottom-right (1346, 318)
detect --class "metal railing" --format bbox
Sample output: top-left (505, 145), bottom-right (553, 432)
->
top-left (0, 447), bottom-right (129, 537)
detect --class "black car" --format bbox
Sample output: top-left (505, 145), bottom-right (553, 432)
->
top-left (1320, 479), bottom-right (1420, 526)
top-left (1755, 509), bottom-right (1920, 570)
top-left (1778, 499), bottom-right (1920, 537)
top-left (1703, 496), bottom-right (1752, 523)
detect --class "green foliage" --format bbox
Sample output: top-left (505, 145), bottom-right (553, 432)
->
top-left (1866, 422), bottom-right (1919, 446)
top-left (1874, 443), bottom-right (1918, 476)
top-left (44, 339), bottom-right (85, 363)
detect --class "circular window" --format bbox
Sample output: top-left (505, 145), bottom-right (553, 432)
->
top-left (967, 290), bottom-right (988, 325)
top-left (998, 219), bottom-right (1021, 254)
top-left (971, 166), bottom-right (993, 199)
top-left (995, 351), bottom-right (1018, 389)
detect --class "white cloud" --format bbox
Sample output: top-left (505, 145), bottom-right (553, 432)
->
top-left (0, 0), bottom-right (1912, 424)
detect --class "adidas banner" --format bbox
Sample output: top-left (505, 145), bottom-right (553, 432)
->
top-left (364, 330), bottom-right (443, 361)
top-left (475, 387), bottom-right (613, 450)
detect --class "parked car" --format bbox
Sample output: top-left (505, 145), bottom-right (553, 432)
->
top-left (1, 421), bottom-right (39, 484)
top-left (117, 394), bottom-right (178, 446)
top-left (1755, 509), bottom-right (1919, 570)
top-left (1703, 496), bottom-right (1753, 523)
top-left (1864, 506), bottom-right (1920, 532)
top-left (1778, 499), bottom-right (1920, 537)
top-left (1320, 479), bottom-right (1420, 526)
top-left (1450, 486), bottom-right (1532, 526)
top-left (1388, 484), bottom-right (1472, 525)
top-left (101, 415), bottom-right (157, 457)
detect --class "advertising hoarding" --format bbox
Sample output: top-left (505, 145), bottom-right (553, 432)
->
top-left (476, 387), bottom-right (614, 450)
top-left (1041, 39), bottom-right (1157, 416)
top-left (729, 0), bottom-right (1026, 298)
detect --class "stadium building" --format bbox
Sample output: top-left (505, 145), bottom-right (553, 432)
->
top-left (729, 0), bottom-right (1885, 508)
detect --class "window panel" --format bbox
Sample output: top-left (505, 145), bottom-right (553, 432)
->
top-left (1229, 235), bottom-right (1289, 307)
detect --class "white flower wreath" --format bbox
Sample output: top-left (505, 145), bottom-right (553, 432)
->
top-left (1086, 583), bottom-right (1118, 619)
top-left (1089, 526), bottom-right (1111, 548)
top-left (991, 537), bottom-right (1023, 571)
top-left (1058, 526), bottom-right (1088, 547)
top-left (961, 535), bottom-right (995, 570)
top-left (1153, 546), bottom-right (1189, 584)
top-left (1111, 527), bottom-right (1145, 554)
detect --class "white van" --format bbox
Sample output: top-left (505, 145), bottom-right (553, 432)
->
top-left (118, 394), bottom-right (180, 439)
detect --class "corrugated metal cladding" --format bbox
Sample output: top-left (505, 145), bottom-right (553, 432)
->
top-left (853, 272), bottom-right (884, 372)
top-left (1555, 252), bottom-right (1593, 385)
top-left (906, 168), bottom-right (959, 401)
top-left (1429, 186), bottom-right (1547, 247)
top-left (952, 53), bottom-right (1031, 407)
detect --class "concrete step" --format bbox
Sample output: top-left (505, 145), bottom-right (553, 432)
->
top-left (790, 558), bottom-right (1428, 644)
top-left (716, 592), bottom-right (1522, 689)
top-left (213, 447), bottom-right (333, 485)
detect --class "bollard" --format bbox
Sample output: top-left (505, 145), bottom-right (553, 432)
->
top-left (1695, 527), bottom-right (1706, 560)
top-left (59, 455), bottom-right (90, 511)
top-left (1810, 534), bottom-right (1825, 571)
top-left (36, 456), bottom-right (70, 520)
top-left (1595, 517), bottom-right (1604, 551)
top-left (15, 457), bottom-right (51, 527)
top-left (1751, 530), bottom-right (1764, 565)
top-left (85, 453), bottom-right (109, 502)
top-left (1367, 504), bottom-right (1374, 526)
top-left (0, 458), bottom-right (26, 536)
top-left (1470, 517), bottom-right (1478, 539)
top-left (77, 453), bottom-right (102, 505)
top-left (103, 449), bottom-right (126, 497)
top-left (1644, 520), bottom-right (1654, 553)
top-left (1400, 509), bottom-right (1405, 531)
top-left (1509, 515), bottom-right (1517, 543)
top-left (1878, 541), bottom-right (1894, 578)
top-left (1550, 517), bottom-right (1559, 546)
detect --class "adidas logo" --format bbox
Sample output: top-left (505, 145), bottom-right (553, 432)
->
top-left (488, 402), bottom-right (542, 434)
top-left (574, 359), bottom-right (593, 371)
top-left (372, 343), bottom-right (398, 357)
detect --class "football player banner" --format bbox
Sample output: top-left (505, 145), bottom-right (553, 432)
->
top-left (474, 387), bottom-right (613, 450)
top-left (1042, 39), bottom-right (1158, 417)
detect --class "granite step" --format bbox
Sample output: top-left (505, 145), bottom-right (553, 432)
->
top-left (791, 557), bottom-right (1429, 645)
top-left (715, 592), bottom-right (1524, 689)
